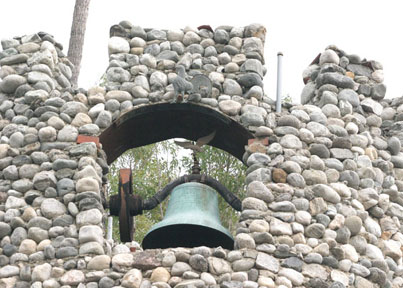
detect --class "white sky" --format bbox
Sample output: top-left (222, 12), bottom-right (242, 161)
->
top-left (1, 0), bottom-right (402, 102)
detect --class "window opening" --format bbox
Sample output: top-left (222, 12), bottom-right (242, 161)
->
top-left (106, 139), bottom-right (246, 248)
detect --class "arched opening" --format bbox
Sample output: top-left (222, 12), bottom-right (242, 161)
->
top-left (100, 103), bottom-right (253, 248)
top-left (107, 141), bottom-right (248, 245)
top-left (100, 103), bottom-right (253, 164)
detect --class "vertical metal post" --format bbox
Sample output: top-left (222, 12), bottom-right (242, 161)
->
top-left (107, 216), bottom-right (113, 241)
top-left (276, 52), bottom-right (283, 113)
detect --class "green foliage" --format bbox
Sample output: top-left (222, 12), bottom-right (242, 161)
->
top-left (107, 141), bottom-right (246, 243)
top-left (282, 93), bottom-right (293, 104)
top-left (107, 141), bottom-right (181, 243)
top-left (97, 72), bottom-right (107, 87)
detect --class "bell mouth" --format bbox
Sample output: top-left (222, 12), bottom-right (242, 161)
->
top-left (142, 223), bottom-right (234, 250)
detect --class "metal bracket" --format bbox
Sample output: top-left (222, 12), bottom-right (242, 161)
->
top-left (109, 168), bottom-right (143, 243)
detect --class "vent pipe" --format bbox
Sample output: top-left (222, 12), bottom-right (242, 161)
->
top-left (276, 52), bottom-right (283, 113)
top-left (107, 216), bottom-right (113, 241)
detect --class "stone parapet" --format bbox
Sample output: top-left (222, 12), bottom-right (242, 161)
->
top-left (0, 22), bottom-right (403, 288)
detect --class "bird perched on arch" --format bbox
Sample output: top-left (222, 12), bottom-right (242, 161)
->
top-left (174, 131), bottom-right (216, 154)
top-left (174, 130), bottom-right (216, 174)
top-left (171, 65), bottom-right (193, 103)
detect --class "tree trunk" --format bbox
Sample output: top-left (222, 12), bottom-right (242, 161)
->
top-left (67, 0), bottom-right (91, 87)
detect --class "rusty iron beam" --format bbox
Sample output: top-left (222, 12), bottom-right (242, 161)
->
top-left (100, 103), bottom-right (253, 165)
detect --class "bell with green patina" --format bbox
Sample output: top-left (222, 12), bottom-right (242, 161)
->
top-left (142, 182), bottom-right (234, 249)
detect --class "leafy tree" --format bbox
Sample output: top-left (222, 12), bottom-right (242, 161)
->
top-left (107, 141), bottom-right (181, 243)
top-left (107, 140), bottom-right (246, 243)
top-left (282, 93), bottom-right (293, 104)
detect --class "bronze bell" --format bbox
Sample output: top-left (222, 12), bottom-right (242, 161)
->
top-left (142, 182), bottom-right (234, 250)
top-left (109, 132), bottom-right (242, 247)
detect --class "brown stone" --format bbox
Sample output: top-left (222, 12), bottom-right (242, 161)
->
top-left (381, 231), bottom-right (393, 240)
top-left (131, 47), bottom-right (144, 55)
top-left (22, 207), bottom-right (36, 221)
top-left (248, 137), bottom-right (269, 146)
top-left (87, 255), bottom-right (111, 270)
top-left (132, 250), bottom-right (161, 270)
top-left (71, 113), bottom-right (92, 126)
top-left (247, 142), bottom-right (267, 154)
top-left (19, 239), bottom-right (37, 255)
top-left (150, 267), bottom-right (171, 283)
top-left (74, 93), bottom-right (88, 105)
top-left (272, 168), bottom-right (287, 183)
top-left (346, 71), bottom-right (355, 79)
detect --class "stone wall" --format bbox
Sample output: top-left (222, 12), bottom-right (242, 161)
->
top-left (0, 21), bottom-right (403, 288)
top-left (103, 22), bottom-right (267, 126)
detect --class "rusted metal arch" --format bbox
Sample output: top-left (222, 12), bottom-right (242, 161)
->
top-left (100, 103), bottom-right (253, 164)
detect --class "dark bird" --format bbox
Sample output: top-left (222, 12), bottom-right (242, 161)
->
top-left (197, 25), bottom-right (214, 33)
top-left (172, 65), bottom-right (193, 103)
top-left (174, 131), bottom-right (216, 153)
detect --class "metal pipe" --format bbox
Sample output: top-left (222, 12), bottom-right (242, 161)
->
top-left (107, 216), bottom-right (113, 241)
top-left (276, 52), bottom-right (283, 113)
